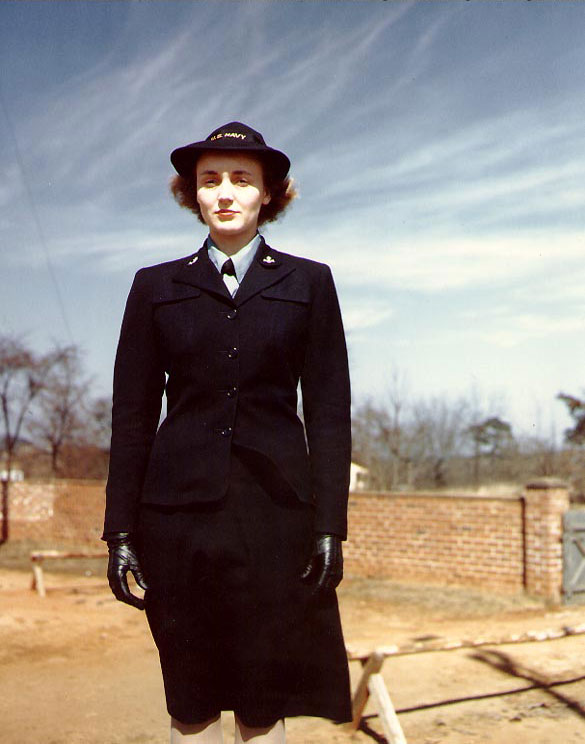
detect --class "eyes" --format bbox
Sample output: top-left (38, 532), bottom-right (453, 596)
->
top-left (199, 176), bottom-right (251, 188)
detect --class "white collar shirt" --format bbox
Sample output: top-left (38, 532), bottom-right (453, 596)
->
top-left (207, 233), bottom-right (262, 297)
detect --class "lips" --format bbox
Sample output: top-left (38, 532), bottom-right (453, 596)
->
top-left (216, 209), bottom-right (237, 215)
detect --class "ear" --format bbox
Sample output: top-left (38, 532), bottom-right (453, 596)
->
top-left (262, 190), bottom-right (272, 205)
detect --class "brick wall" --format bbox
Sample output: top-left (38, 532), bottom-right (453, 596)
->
top-left (345, 479), bottom-right (570, 601)
top-left (1, 479), bottom-right (570, 600)
top-left (0, 480), bottom-right (105, 546)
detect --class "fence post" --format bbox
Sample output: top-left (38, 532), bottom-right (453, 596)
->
top-left (524, 478), bottom-right (569, 602)
top-left (0, 479), bottom-right (8, 544)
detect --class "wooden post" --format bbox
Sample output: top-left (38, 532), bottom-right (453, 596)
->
top-left (367, 672), bottom-right (407, 744)
top-left (524, 478), bottom-right (569, 601)
top-left (350, 650), bottom-right (384, 729)
top-left (349, 649), bottom-right (408, 743)
top-left (31, 559), bottom-right (46, 597)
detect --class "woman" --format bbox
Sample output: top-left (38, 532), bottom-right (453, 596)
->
top-left (103, 122), bottom-right (352, 744)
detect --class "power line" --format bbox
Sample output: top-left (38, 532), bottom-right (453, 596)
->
top-left (0, 78), bottom-right (74, 343)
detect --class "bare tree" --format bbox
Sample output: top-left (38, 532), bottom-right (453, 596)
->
top-left (412, 396), bottom-right (470, 488)
top-left (383, 369), bottom-right (418, 488)
top-left (0, 336), bottom-right (50, 474)
top-left (28, 345), bottom-right (92, 476)
top-left (87, 395), bottom-right (112, 452)
top-left (520, 433), bottom-right (558, 478)
top-left (352, 370), bottom-right (422, 490)
top-left (352, 399), bottom-right (395, 490)
top-left (353, 374), bottom-right (525, 490)
top-left (353, 368), bottom-right (473, 490)
top-left (0, 336), bottom-right (54, 542)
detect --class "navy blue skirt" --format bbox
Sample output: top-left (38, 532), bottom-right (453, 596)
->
top-left (135, 446), bottom-right (351, 727)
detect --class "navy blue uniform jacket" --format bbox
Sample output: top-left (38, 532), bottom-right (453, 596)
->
top-left (103, 237), bottom-right (351, 538)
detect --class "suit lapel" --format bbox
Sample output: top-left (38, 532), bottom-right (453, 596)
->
top-left (172, 242), bottom-right (233, 302)
top-left (234, 238), bottom-right (295, 307)
top-left (171, 237), bottom-right (295, 306)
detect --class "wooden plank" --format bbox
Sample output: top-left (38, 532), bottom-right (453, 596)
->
top-left (346, 623), bottom-right (585, 662)
top-left (367, 672), bottom-right (407, 744)
top-left (349, 650), bottom-right (384, 731)
top-left (30, 551), bottom-right (108, 561)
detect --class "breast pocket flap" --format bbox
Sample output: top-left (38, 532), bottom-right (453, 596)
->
top-left (261, 285), bottom-right (310, 305)
top-left (154, 285), bottom-right (202, 305)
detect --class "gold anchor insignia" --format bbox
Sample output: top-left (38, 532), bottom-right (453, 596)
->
top-left (188, 256), bottom-right (198, 265)
top-left (263, 255), bottom-right (275, 264)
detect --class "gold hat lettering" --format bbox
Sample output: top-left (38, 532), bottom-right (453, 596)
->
top-left (210, 132), bottom-right (247, 141)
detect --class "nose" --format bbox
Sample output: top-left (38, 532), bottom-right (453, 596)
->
top-left (217, 174), bottom-right (234, 203)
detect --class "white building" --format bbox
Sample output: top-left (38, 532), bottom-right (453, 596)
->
top-left (0, 462), bottom-right (25, 482)
top-left (350, 462), bottom-right (369, 492)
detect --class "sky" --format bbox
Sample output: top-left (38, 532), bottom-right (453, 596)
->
top-left (1, 0), bottom-right (585, 443)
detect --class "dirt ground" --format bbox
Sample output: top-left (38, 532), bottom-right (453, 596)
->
top-left (2, 561), bottom-right (585, 744)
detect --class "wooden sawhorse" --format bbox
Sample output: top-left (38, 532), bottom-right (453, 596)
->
top-left (30, 550), bottom-right (108, 597)
top-left (346, 622), bottom-right (585, 743)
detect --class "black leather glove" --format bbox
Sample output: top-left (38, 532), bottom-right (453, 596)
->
top-left (104, 532), bottom-right (148, 610)
top-left (301, 533), bottom-right (343, 598)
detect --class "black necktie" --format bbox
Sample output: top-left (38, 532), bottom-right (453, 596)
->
top-left (221, 258), bottom-right (236, 277)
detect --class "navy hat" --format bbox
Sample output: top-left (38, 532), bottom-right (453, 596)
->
top-left (170, 121), bottom-right (290, 181)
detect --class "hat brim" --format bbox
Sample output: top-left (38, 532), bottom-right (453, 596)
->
top-left (171, 141), bottom-right (290, 181)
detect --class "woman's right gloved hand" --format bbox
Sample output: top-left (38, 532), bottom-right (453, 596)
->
top-left (104, 532), bottom-right (148, 610)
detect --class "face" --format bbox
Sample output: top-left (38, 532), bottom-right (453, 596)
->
top-left (195, 152), bottom-right (271, 243)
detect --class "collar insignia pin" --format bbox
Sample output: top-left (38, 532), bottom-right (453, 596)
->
top-left (263, 255), bottom-right (275, 264)
top-left (188, 256), bottom-right (198, 265)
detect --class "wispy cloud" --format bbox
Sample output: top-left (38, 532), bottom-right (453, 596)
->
top-left (341, 301), bottom-right (394, 334)
top-left (480, 313), bottom-right (585, 349)
top-left (458, 300), bottom-right (585, 349)
top-left (280, 229), bottom-right (585, 295)
top-left (2, 1), bottom-right (585, 434)
top-left (6, 0), bottom-right (584, 283)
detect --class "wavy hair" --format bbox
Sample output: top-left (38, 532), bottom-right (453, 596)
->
top-left (170, 157), bottom-right (297, 226)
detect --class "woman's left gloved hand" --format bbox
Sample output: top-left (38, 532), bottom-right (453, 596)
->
top-left (301, 533), bottom-right (343, 598)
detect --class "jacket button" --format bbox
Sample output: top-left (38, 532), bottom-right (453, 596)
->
top-left (226, 309), bottom-right (238, 320)
top-left (219, 427), bottom-right (232, 437)
top-left (227, 386), bottom-right (237, 398)
top-left (227, 347), bottom-right (239, 359)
